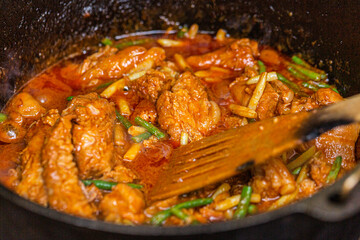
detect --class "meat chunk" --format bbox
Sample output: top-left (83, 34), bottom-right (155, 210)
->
top-left (256, 83), bottom-right (279, 120)
top-left (130, 69), bottom-right (173, 103)
top-left (16, 110), bottom-right (60, 206)
top-left (157, 72), bottom-right (220, 142)
top-left (186, 39), bottom-right (258, 71)
top-left (63, 93), bottom-right (116, 179)
top-left (42, 116), bottom-right (95, 218)
top-left (78, 47), bottom-right (166, 89)
top-left (251, 158), bottom-right (296, 199)
top-left (99, 183), bottom-right (145, 224)
top-left (130, 99), bottom-right (157, 124)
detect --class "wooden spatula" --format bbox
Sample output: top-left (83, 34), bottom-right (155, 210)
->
top-left (149, 94), bottom-right (360, 201)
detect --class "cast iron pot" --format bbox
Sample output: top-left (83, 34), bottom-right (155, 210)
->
top-left (1, 1), bottom-right (360, 239)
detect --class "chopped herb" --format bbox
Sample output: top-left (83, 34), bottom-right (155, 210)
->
top-left (115, 39), bottom-right (151, 49)
top-left (116, 110), bottom-right (132, 129)
top-left (101, 38), bottom-right (113, 46)
top-left (326, 156), bottom-right (343, 184)
top-left (66, 96), bottom-right (74, 101)
top-left (0, 113), bottom-right (7, 123)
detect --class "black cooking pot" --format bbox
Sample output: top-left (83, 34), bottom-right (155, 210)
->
top-left (1, 1), bottom-right (360, 239)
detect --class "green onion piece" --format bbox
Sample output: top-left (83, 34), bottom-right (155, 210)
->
top-left (131, 131), bottom-right (152, 143)
top-left (116, 110), bottom-right (132, 129)
top-left (170, 207), bottom-right (189, 220)
top-left (150, 198), bottom-right (213, 225)
top-left (96, 81), bottom-right (114, 90)
top-left (234, 186), bottom-right (252, 219)
top-left (258, 60), bottom-right (266, 74)
top-left (302, 82), bottom-right (319, 91)
top-left (134, 117), bottom-right (165, 139)
top-left (292, 166), bottom-right (302, 175)
top-left (101, 38), bottom-right (113, 46)
top-left (287, 66), bottom-right (308, 81)
top-left (82, 180), bottom-right (117, 190)
top-left (151, 209), bottom-right (172, 225)
top-left (66, 96), bottom-right (74, 101)
top-left (0, 113), bottom-right (8, 123)
top-left (326, 156), bottom-right (343, 184)
top-left (177, 26), bottom-right (189, 38)
top-left (115, 39), bottom-right (151, 49)
top-left (289, 63), bottom-right (325, 81)
top-left (287, 146), bottom-right (316, 171)
top-left (248, 118), bottom-right (257, 123)
top-left (291, 56), bottom-right (312, 68)
top-left (248, 204), bottom-right (258, 215)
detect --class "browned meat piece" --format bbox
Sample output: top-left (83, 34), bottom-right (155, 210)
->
top-left (157, 72), bottom-right (220, 142)
top-left (84, 184), bottom-right (103, 203)
top-left (130, 69), bottom-right (173, 103)
top-left (78, 47), bottom-right (166, 88)
top-left (63, 93), bottom-right (116, 179)
top-left (99, 183), bottom-right (145, 224)
top-left (251, 158), bottom-right (296, 199)
top-left (186, 39), bottom-right (259, 71)
top-left (0, 142), bottom-right (24, 189)
top-left (0, 92), bottom-right (46, 143)
top-left (42, 116), bottom-right (95, 218)
top-left (16, 110), bottom-right (60, 206)
top-left (130, 99), bottom-right (157, 124)
top-left (256, 83), bottom-right (279, 120)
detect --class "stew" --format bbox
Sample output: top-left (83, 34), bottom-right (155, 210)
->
top-left (0, 24), bottom-right (358, 226)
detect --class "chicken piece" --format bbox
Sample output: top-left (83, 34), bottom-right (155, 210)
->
top-left (78, 46), bottom-right (166, 89)
top-left (16, 110), bottom-right (60, 206)
top-left (84, 184), bottom-right (103, 203)
top-left (130, 99), bottom-right (157, 124)
top-left (130, 69), bottom-right (173, 103)
top-left (251, 158), bottom-right (296, 199)
top-left (42, 116), bottom-right (95, 218)
top-left (0, 142), bottom-right (24, 190)
top-left (99, 183), bottom-right (145, 224)
top-left (256, 83), bottom-right (279, 120)
top-left (186, 39), bottom-right (259, 71)
top-left (157, 72), bottom-right (220, 142)
top-left (63, 93), bottom-right (116, 179)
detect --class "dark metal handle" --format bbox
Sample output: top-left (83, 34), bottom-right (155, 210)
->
top-left (299, 165), bottom-right (360, 222)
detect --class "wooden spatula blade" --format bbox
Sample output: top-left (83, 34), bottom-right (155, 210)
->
top-left (149, 112), bottom-right (309, 201)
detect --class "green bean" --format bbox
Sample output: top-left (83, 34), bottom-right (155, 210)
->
top-left (66, 96), bottom-right (74, 101)
top-left (82, 179), bottom-right (143, 190)
top-left (287, 66), bottom-right (308, 81)
top-left (287, 146), bottom-right (316, 171)
top-left (151, 209), bottom-right (172, 225)
top-left (101, 38), bottom-right (113, 46)
top-left (291, 56), bottom-right (312, 68)
top-left (96, 81), bottom-right (114, 90)
top-left (258, 60), bottom-right (266, 74)
top-left (248, 204), bottom-right (258, 215)
top-left (326, 156), bottom-right (343, 184)
top-left (116, 110), bottom-right (132, 129)
top-left (126, 183), bottom-right (143, 189)
top-left (234, 186), bottom-right (252, 219)
top-left (302, 82), bottom-right (319, 92)
top-left (289, 63), bottom-right (326, 81)
top-left (150, 198), bottom-right (213, 225)
top-left (312, 82), bottom-right (339, 94)
top-left (134, 117), bottom-right (165, 139)
top-left (170, 207), bottom-right (189, 220)
top-left (177, 26), bottom-right (189, 38)
top-left (131, 131), bottom-right (152, 143)
top-left (82, 180), bottom-right (117, 190)
top-left (276, 73), bottom-right (308, 97)
top-left (115, 39), bottom-right (151, 49)
top-left (292, 166), bottom-right (302, 175)
top-left (0, 113), bottom-right (7, 123)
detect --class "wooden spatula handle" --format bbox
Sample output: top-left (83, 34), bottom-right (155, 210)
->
top-left (299, 94), bottom-right (360, 142)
